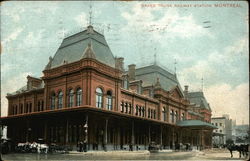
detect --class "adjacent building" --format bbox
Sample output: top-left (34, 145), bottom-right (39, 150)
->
top-left (211, 115), bottom-right (232, 145)
top-left (0, 25), bottom-right (216, 151)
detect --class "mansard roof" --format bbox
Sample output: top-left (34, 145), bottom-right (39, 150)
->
top-left (186, 91), bottom-right (211, 111)
top-left (7, 75), bottom-right (44, 96)
top-left (134, 64), bottom-right (185, 97)
top-left (48, 25), bottom-right (115, 69)
top-left (7, 81), bottom-right (44, 96)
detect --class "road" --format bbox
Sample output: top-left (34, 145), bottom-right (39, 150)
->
top-left (2, 149), bottom-right (249, 160)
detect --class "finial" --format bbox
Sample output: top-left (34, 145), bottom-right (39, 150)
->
top-left (88, 1), bottom-right (92, 26)
top-left (155, 77), bottom-right (161, 89)
top-left (174, 59), bottom-right (177, 75)
top-left (201, 77), bottom-right (204, 91)
top-left (154, 48), bottom-right (157, 65)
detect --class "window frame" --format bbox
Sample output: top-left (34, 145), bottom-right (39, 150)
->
top-left (96, 87), bottom-right (103, 108)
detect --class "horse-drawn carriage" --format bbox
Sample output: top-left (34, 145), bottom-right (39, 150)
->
top-left (227, 143), bottom-right (249, 158)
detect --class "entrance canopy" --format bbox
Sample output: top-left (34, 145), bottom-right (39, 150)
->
top-left (177, 120), bottom-right (217, 129)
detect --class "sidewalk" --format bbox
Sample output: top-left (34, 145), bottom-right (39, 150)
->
top-left (68, 149), bottom-right (178, 155)
top-left (69, 150), bottom-right (150, 155)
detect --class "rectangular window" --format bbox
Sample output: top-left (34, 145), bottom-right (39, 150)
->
top-left (96, 95), bottom-right (103, 108)
top-left (120, 102), bottom-right (124, 112)
top-left (135, 105), bottom-right (138, 116)
top-left (125, 103), bottom-right (128, 113)
top-left (106, 97), bottom-right (112, 110)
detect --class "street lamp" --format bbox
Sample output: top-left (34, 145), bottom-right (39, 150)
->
top-left (83, 123), bottom-right (88, 152)
top-left (27, 128), bottom-right (32, 142)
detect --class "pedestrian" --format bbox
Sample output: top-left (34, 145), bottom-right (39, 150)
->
top-left (129, 144), bottom-right (133, 151)
top-left (79, 141), bottom-right (83, 152)
top-left (83, 140), bottom-right (87, 152)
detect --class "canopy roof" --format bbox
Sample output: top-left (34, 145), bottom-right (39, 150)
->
top-left (177, 120), bottom-right (217, 129)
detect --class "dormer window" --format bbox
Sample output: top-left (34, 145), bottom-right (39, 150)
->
top-left (123, 78), bottom-right (128, 90)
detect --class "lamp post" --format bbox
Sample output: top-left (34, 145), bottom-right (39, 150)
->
top-left (27, 128), bottom-right (32, 143)
top-left (83, 123), bottom-right (88, 152)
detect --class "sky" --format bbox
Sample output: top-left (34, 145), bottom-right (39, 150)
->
top-left (1, 1), bottom-right (249, 125)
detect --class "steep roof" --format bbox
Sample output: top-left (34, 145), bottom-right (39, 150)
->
top-left (48, 26), bottom-right (115, 69)
top-left (7, 81), bottom-right (44, 96)
top-left (186, 91), bottom-right (211, 111)
top-left (134, 64), bottom-right (184, 96)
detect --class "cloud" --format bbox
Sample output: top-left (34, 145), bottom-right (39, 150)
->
top-left (74, 12), bottom-right (88, 27)
top-left (1, 28), bottom-right (23, 45)
top-left (178, 36), bottom-right (249, 89)
top-left (178, 60), bottom-right (215, 91)
top-left (1, 72), bottom-right (32, 116)
top-left (205, 83), bottom-right (249, 124)
top-left (224, 36), bottom-right (249, 56)
top-left (120, 2), bottom-right (212, 40)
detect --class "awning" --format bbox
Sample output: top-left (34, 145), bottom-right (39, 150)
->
top-left (177, 120), bottom-right (217, 129)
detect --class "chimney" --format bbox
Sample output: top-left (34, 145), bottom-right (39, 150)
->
top-left (128, 64), bottom-right (136, 81)
top-left (115, 57), bottom-right (124, 71)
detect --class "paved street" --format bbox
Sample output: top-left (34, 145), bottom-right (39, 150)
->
top-left (2, 149), bottom-right (249, 160)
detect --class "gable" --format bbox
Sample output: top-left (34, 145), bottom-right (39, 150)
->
top-left (170, 86), bottom-right (184, 99)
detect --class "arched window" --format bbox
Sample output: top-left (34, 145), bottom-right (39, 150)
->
top-left (129, 103), bottom-right (132, 114)
top-left (162, 107), bottom-right (166, 121)
top-left (58, 91), bottom-right (63, 109)
top-left (139, 106), bottom-right (141, 116)
top-left (181, 113), bottom-right (185, 121)
top-left (38, 101), bottom-right (41, 111)
top-left (51, 92), bottom-right (56, 110)
top-left (25, 103), bottom-right (29, 113)
top-left (41, 101), bottom-right (44, 111)
top-left (76, 88), bottom-right (82, 106)
top-left (96, 87), bottom-right (103, 108)
top-left (120, 102), bottom-right (124, 112)
top-left (123, 78), bottom-right (128, 90)
top-left (125, 103), bottom-right (129, 113)
top-left (15, 105), bottom-right (18, 114)
top-left (68, 89), bottom-right (74, 107)
top-left (20, 104), bottom-right (23, 114)
top-left (106, 91), bottom-right (112, 110)
top-left (175, 111), bottom-right (178, 122)
top-left (135, 105), bottom-right (138, 116)
top-left (29, 103), bottom-right (32, 113)
top-left (170, 110), bottom-right (174, 123)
